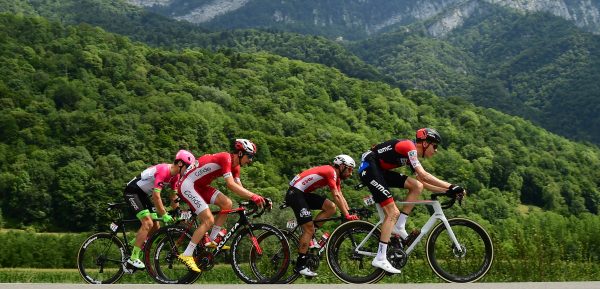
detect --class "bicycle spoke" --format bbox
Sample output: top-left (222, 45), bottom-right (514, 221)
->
top-left (77, 233), bottom-right (125, 284)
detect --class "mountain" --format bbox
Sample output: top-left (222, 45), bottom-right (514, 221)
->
top-left (352, 3), bottom-right (600, 144)
top-left (1, 13), bottom-right (600, 231)
top-left (125, 0), bottom-right (600, 145)
top-left (0, 0), bottom-right (386, 83)
top-left (129, 0), bottom-right (600, 40)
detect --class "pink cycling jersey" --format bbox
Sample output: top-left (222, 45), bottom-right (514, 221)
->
top-left (132, 164), bottom-right (179, 195)
top-left (289, 165), bottom-right (340, 193)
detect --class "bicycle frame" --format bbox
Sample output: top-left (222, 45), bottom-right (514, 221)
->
top-left (354, 199), bottom-right (462, 256)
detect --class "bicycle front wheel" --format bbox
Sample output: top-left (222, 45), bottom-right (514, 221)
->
top-left (231, 223), bottom-right (291, 284)
top-left (426, 218), bottom-right (494, 282)
top-left (146, 226), bottom-right (201, 284)
top-left (276, 230), bottom-right (300, 284)
top-left (77, 232), bottom-right (125, 284)
top-left (326, 220), bottom-right (385, 284)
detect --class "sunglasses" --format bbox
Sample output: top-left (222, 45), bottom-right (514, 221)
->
top-left (246, 153), bottom-right (255, 160)
top-left (432, 143), bottom-right (439, 150)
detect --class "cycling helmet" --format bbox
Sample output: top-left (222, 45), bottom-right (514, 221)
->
top-left (234, 139), bottom-right (257, 154)
top-left (175, 149), bottom-right (196, 166)
top-left (333, 154), bottom-right (356, 168)
top-left (416, 128), bottom-right (442, 143)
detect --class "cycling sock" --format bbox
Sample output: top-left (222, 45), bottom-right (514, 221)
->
top-left (376, 241), bottom-right (388, 261)
top-left (397, 212), bottom-right (409, 228)
top-left (209, 225), bottom-right (222, 241)
top-left (183, 242), bottom-right (197, 256)
top-left (131, 246), bottom-right (141, 260)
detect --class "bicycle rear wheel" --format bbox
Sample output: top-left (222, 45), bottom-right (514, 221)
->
top-left (77, 232), bottom-right (125, 284)
top-left (231, 223), bottom-right (291, 284)
top-left (426, 218), bottom-right (494, 282)
top-left (146, 226), bottom-right (201, 284)
top-left (326, 221), bottom-right (385, 284)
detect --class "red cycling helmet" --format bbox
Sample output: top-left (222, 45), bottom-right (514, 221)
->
top-left (416, 128), bottom-right (442, 143)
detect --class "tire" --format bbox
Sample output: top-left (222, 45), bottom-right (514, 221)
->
top-left (77, 232), bottom-right (126, 284)
top-left (230, 223), bottom-right (291, 284)
top-left (145, 226), bottom-right (201, 284)
top-left (326, 220), bottom-right (385, 284)
top-left (426, 218), bottom-right (494, 283)
top-left (276, 230), bottom-right (300, 284)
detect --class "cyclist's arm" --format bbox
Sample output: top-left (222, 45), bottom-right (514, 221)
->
top-left (330, 189), bottom-right (351, 217)
top-left (413, 166), bottom-right (451, 191)
top-left (225, 176), bottom-right (256, 199)
top-left (151, 188), bottom-right (168, 217)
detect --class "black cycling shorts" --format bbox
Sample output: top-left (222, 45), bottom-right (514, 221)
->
top-left (359, 155), bottom-right (408, 206)
top-left (123, 183), bottom-right (154, 215)
top-left (285, 187), bottom-right (326, 226)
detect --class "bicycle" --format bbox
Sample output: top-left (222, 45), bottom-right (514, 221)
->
top-left (145, 198), bottom-right (291, 284)
top-left (76, 202), bottom-right (176, 284)
top-left (326, 190), bottom-right (494, 283)
top-left (276, 204), bottom-right (373, 284)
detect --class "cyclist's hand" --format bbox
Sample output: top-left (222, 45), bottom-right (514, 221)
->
top-left (345, 214), bottom-right (359, 221)
top-left (250, 194), bottom-right (266, 208)
top-left (447, 184), bottom-right (465, 195)
top-left (162, 213), bottom-right (174, 224)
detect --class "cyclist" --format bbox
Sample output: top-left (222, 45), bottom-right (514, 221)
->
top-left (358, 128), bottom-right (466, 274)
top-left (285, 154), bottom-right (359, 277)
top-left (177, 139), bottom-right (267, 272)
top-left (123, 149), bottom-right (196, 269)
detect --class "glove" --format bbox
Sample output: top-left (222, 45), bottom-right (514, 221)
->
top-left (250, 194), bottom-right (266, 207)
top-left (447, 184), bottom-right (465, 195)
top-left (345, 214), bottom-right (359, 221)
top-left (162, 213), bottom-right (174, 224)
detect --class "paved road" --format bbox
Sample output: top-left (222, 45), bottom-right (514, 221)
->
top-left (2, 283), bottom-right (600, 289)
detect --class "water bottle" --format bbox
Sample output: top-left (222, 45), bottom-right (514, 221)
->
top-left (318, 232), bottom-right (330, 248)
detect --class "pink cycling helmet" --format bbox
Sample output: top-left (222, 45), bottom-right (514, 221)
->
top-left (175, 149), bottom-right (195, 166)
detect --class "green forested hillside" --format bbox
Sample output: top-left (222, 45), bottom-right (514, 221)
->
top-left (351, 5), bottom-right (600, 145)
top-left (1, 13), bottom-right (600, 236)
top-left (0, 0), bottom-right (384, 84)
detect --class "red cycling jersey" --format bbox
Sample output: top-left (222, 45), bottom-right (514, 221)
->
top-left (182, 152), bottom-right (240, 190)
top-left (289, 165), bottom-right (340, 193)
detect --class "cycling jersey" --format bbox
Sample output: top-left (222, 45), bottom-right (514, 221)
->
top-left (128, 164), bottom-right (179, 195)
top-left (368, 139), bottom-right (421, 171)
top-left (358, 139), bottom-right (419, 206)
top-left (289, 165), bottom-right (340, 193)
top-left (124, 163), bottom-right (178, 215)
top-left (285, 165), bottom-right (340, 225)
top-left (178, 152), bottom-right (241, 214)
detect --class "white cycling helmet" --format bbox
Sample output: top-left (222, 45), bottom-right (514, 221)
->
top-left (333, 154), bottom-right (355, 168)
top-left (234, 138), bottom-right (257, 154)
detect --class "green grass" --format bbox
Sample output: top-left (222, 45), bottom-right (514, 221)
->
top-left (2, 259), bottom-right (600, 283)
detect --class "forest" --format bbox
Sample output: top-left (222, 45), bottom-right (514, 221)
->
top-left (1, 10), bottom-right (600, 280)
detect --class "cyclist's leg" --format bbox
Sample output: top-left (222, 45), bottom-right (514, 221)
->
top-left (124, 187), bottom-right (153, 269)
top-left (391, 175), bottom-right (423, 239)
top-left (311, 196), bottom-right (334, 228)
top-left (285, 187), bottom-right (318, 277)
top-left (206, 188), bottom-right (231, 242)
top-left (178, 178), bottom-right (213, 272)
top-left (359, 165), bottom-right (401, 274)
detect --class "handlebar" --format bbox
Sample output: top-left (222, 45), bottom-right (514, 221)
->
top-left (430, 190), bottom-right (464, 209)
top-left (240, 197), bottom-right (273, 219)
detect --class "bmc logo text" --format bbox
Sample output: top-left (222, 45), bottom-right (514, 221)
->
top-left (370, 180), bottom-right (391, 197)
top-left (377, 145), bottom-right (392, 154)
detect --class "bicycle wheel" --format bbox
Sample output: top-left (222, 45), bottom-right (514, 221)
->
top-left (230, 223), bottom-right (291, 284)
top-left (276, 230), bottom-right (300, 284)
top-left (77, 232), bottom-right (126, 284)
top-left (146, 226), bottom-right (201, 284)
top-left (326, 220), bottom-right (385, 284)
top-left (426, 218), bottom-right (494, 283)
